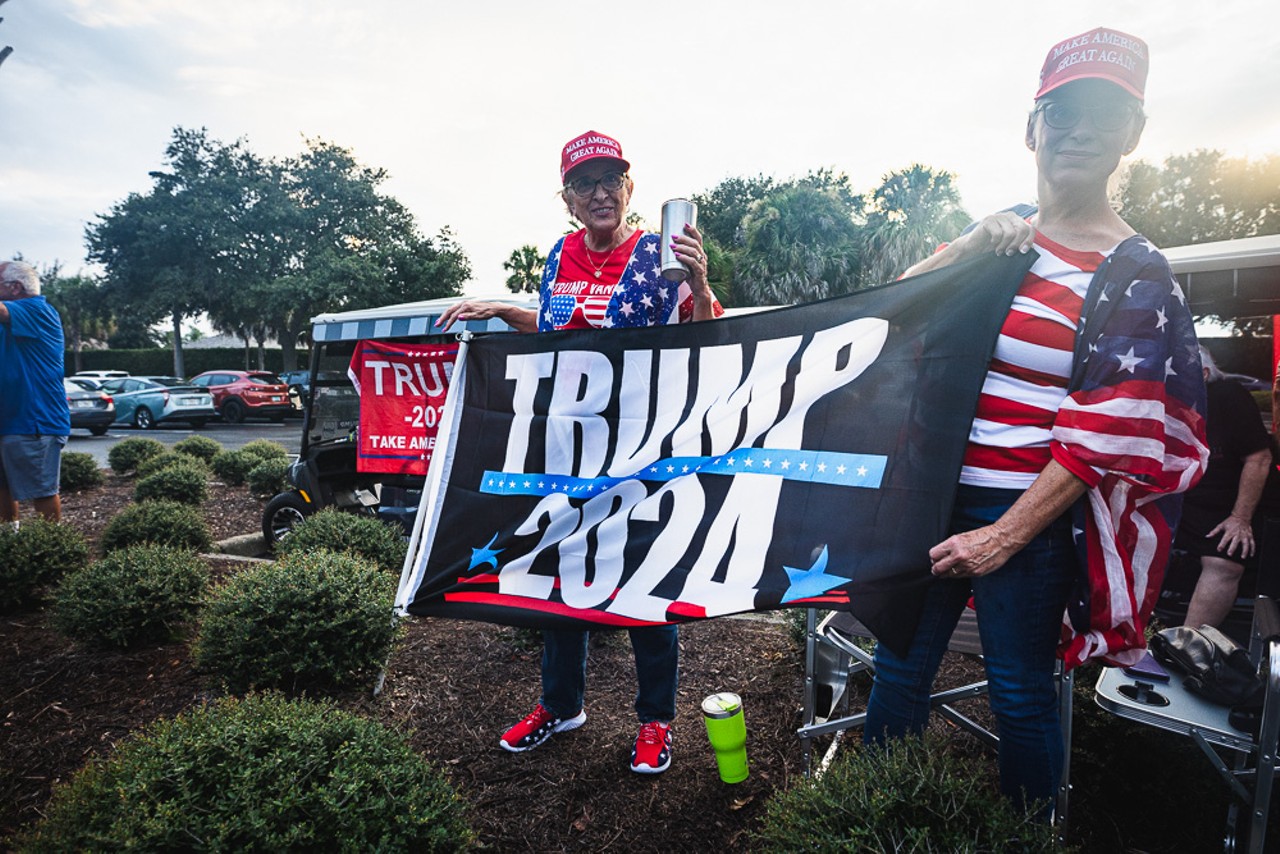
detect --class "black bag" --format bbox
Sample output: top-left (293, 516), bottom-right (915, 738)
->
top-left (1149, 625), bottom-right (1265, 707)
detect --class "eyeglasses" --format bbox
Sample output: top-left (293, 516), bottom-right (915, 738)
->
top-left (565, 171), bottom-right (627, 196)
top-left (1034, 100), bottom-right (1139, 132)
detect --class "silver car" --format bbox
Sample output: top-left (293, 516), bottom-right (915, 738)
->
top-left (100, 376), bottom-right (216, 430)
top-left (63, 378), bottom-right (116, 435)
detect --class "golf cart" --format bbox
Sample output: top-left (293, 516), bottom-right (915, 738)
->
top-left (261, 295), bottom-right (536, 545)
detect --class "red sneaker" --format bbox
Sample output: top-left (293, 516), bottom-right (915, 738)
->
top-left (630, 721), bottom-right (672, 774)
top-left (499, 703), bottom-right (586, 753)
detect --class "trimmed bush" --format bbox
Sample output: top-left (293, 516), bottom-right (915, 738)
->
top-left (14, 693), bottom-right (473, 852)
top-left (172, 433), bottom-right (222, 463)
top-left (133, 462), bottom-right (210, 506)
top-left (754, 734), bottom-right (1056, 852)
top-left (210, 449), bottom-right (256, 485)
top-left (0, 520), bottom-right (90, 611)
top-left (107, 436), bottom-right (165, 474)
top-left (135, 449), bottom-right (212, 480)
top-left (100, 499), bottom-right (213, 553)
top-left (240, 438), bottom-right (290, 463)
top-left (275, 508), bottom-right (408, 573)
top-left (246, 456), bottom-right (290, 498)
top-left (52, 545), bottom-right (208, 648)
top-left (194, 549), bottom-right (401, 694)
top-left (59, 451), bottom-right (104, 492)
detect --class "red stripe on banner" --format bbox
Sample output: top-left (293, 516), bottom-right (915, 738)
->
top-left (442, 592), bottom-right (668, 627)
top-left (459, 572), bottom-right (500, 584)
top-left (666, 602), bottom-right (707, 619)
top-left (785, 593), bottom-right (852, 606)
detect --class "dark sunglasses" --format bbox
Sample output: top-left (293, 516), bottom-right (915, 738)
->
top-left (566, 171), bottom-right (627, 196)
top-left (1034, 100), bottom-right (1138, 132)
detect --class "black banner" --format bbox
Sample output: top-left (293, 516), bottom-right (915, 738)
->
top-left (396, 254), bottom-right (1033, 653)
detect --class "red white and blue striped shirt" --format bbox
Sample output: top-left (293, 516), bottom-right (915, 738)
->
top-left (961, 234), bottom-right (1103, 488)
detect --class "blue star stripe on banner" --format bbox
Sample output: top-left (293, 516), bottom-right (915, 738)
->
top-left (479, 449), bottom-right (887, 497)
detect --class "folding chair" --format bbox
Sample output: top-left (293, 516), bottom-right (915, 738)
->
top-left (1095, 595), bottom-right (1280, 853)
top-left (797, 607), bottom-right (1074, 832)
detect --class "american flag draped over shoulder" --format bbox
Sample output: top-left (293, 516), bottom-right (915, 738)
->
top-left (1052, 235), bottom-right (1209, 669)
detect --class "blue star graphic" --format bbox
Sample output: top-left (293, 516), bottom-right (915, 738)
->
top-left (781, 546), bottom-right (845, 603)
top-left (469, 534), bottom-right (504, 570)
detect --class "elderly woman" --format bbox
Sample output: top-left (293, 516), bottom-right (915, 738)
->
top-left (864, 28), bottom-right (1207, 816)
top-left (438, 130), bottom-right (721, 774)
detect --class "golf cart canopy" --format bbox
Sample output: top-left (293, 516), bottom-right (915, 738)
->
top-left (1164, 233), bottom-right (1280, 318)
top-left (310, 296), bottom-right (537, 343)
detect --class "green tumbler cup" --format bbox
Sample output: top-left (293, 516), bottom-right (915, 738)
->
top-left (702, 692), bottom-right (749, 783)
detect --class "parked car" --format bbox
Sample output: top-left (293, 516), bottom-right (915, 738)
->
top-left (188, 370), bottom-right (293, 424)
top-left (66, 376), bottom-right (103, 391)
top-left (73, 369), bottom-right (129, 382)
top-left (100, 376), bottom-right (216, 429)
top-left (63, 378), bottom-right (116, 436)
top-left (279, 369), bottom-right (345, 412)
top-left (279, 369), bottom-right (311, 396)
top-left (279, 369), bottom-right (309, 413)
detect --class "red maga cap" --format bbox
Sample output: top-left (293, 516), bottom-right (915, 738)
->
top-left (1036, 27), bottom-right (1149, 101)
top-left (560, 130), bottom-right (630, 182)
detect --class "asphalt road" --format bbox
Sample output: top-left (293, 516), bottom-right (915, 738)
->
top-left (66, 419), bottom-right (304, 468)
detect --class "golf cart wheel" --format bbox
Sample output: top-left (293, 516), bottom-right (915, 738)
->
top-left (262, 491), bottom-right (312, 546)
top-left (134, 407), bottom-right (155, 430)
top-left (222, 398), bottom-right (247, 424)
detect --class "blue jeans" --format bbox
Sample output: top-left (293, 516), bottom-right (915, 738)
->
top-left (864, 485), bottom-right (1075, 814)
top-left (541, 625), bottom-right (679, 723)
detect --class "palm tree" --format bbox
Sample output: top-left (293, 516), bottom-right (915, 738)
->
top-left (42, 270), bottom-right (113, 373)
top-left (503, 244), bottom-right (544, 294)
top-left (733, 184), bottom-right (862, 306)
top-left (860, 165), bottom-right (970, 286)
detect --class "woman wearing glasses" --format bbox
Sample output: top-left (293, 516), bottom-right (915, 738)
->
top-left (439, 130), bottom-right (721, 774)
top-left (864, 29), bottom-right (1207, 817)
top-left (438, 130), bottom-right (719, 332)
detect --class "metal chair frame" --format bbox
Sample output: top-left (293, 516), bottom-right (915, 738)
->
top-left (798, 607), bottom-right (1074, 837)
top-left (1095, 595), bottom-right (1280, 853)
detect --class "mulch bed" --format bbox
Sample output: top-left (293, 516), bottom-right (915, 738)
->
top-left (2, 476), bottom-right (830, 850)
top-left (6, 474), bottom-right (1252, 851)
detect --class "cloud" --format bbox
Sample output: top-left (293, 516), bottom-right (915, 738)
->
top-left (3, 0), bottom-right (1278, 287)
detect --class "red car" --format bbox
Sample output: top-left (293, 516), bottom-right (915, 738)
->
top-left (188, 370), bottom-right (293, 423)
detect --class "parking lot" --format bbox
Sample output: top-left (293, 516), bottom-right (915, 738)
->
top-left (66, 421), bottom-right (303, 468)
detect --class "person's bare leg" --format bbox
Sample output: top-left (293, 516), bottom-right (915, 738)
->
top-left (1183, 555), bottom-right (1245, 628)
top-left (0, 485), bottom-right (17, 523)
top-left (32, 494), bottom-right (61, 523)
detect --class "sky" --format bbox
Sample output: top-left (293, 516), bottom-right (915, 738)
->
top-left (2, 0), bottom-right (1279, 307)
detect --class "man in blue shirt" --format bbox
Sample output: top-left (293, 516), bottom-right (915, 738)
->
top-left (0, 261), bottom-right (70, 523)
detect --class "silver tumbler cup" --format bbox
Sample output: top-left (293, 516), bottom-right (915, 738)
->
top-left (660, 198), bottom-right (698, 283)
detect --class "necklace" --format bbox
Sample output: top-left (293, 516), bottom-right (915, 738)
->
top-left (582, 233), bottom-right (626, 279)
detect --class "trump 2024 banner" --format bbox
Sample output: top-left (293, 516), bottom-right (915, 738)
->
top-left (348, 340), bottom-right (458, 476)
top-left (396, 254), bottom-right (1033, 652)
